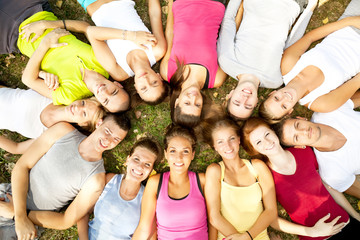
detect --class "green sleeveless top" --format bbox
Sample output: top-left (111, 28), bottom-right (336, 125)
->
top-left (218, 160), bottom-right (269, 240)
top-left (17, 11), bottom-right (109, 105)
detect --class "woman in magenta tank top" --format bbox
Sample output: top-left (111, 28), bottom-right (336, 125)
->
top-left (241, 117), bottom-right (360, 240)
top-left (159, 0), bottom-right (227, 128)
top-left (133, 125), bottom-right (208, 240)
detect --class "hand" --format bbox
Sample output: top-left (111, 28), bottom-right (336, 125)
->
top-left (224, 232), bottom-right (249, 240)
top-left (15, 215), bottom-right (37, 240)
top-left (308, 214), bottom-right (348, 237)
top-left (131, 31), bottom-right (157, 50)
top-left (0, 193), bottom-right (14, 219)
top-left (40, 28), bottom-right (70, 49)
top-left (39, 71), bottom-right (59, 91)
top-left (20, 20), bottom-right (49, 43)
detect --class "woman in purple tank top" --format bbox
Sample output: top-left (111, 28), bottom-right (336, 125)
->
top-left (133, 125), bottom-right (208, 240)
top-left (160, 0), bottom-right (228, 128)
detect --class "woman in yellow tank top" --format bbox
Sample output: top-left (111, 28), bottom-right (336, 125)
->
top-left (203, 118), bottom-right (277, 240)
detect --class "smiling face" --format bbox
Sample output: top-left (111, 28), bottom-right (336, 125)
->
top-left (227, 79), bottom-right (259, 120)
top-left (175, 86), bottom-right (203, 117)
top-left (212, 126), bottom-right (241, 161)
top-left (93, 80), bottom-right (129, 113)
top-left (281, 119), bottom-right (322, 147)
top-left (249, 125), bottom-right (281, 156)
top-left (263, 87), bottom-right (298, 119)
top-left (125, 146), bottom-right (157, 182)
top-left (134, 70), bottom-right (164, 103)
top-left (91, 117), bottom-right (128, 152)
top-left (165, 136), bottom-right (195, 173)
top-left (65, 99), bottom-right (102, 127)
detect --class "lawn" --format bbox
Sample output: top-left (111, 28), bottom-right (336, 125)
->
top-left (0, 0), bottom-right (358, 239)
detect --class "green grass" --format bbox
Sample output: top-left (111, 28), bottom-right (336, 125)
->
top-left (0, 0), bottom-right (358, 239)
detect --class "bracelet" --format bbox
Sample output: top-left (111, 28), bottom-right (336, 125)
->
top-left (246, 231), bottom-right (253, 240)
top-left (122, 30), bottom-right (127, 40)
top-left (62, 19), bottom-right (67, 30)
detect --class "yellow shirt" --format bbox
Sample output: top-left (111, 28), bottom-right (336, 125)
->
top-left (18, 11), bottom-right (109, 105)
top-left (217, 160), bottom-right (270, 240)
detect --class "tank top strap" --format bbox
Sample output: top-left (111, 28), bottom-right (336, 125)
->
top-left (218, 161), bottom-right (226, 181)
top-left (156, 173), bottom-right (164, 199)
top-left (243, 159), bottom-right (259, 182)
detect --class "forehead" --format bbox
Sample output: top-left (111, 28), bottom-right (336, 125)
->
top-left (212, 126), bottom-right (238, 139)
top-left (167, 136), bottom-right (192, 149)
top-left (249, 125), bottom-right (270, 141)
top-left (132, 147), bottom-right (157, 162)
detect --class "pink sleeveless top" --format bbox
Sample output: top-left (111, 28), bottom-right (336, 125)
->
top-left (156, 171), bottom-right (208, 240)
top-left (167, 0), bottom-right (225, 89)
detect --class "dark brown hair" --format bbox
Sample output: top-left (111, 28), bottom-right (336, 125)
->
top-left (164, 124), bottom-right (197, 152)
top-left (130, 137), bottom-right (163, 166)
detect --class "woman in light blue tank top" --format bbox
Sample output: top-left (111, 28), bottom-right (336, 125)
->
top-left (77, 137), bottom-right (162, 240)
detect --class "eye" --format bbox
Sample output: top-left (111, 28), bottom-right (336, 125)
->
top-left (134, 157), bottom-right (140, 162)
top-left (256, 140), bottom-right (261, 145)
top-left (265, 132), bottom-right (270, 137)
top-left (83, 111), bottom-right (87, 117)
top-left (274, 96), bottom-right (279, 101)
top-left (105, 129), bottom-right (110, 134)
top-left (183, 150), bottom-right (189, 154)
top-left (141, 87), bottom-right (146, 91)
top-left (152, 80), bottom-right (158, 85)
top-left (103, 99), bottom-right (108, 106)
top-left (145, 163), bottom-right (151, 168)
top-left (282, 105), bottom-right (287, 110)
top-left (112, 89), bottom-right (118, 95)
top-left (217, 140), bottom-right (223, 144)
top-left (82, 100), bottom-right (85, 106)
top-left (170, 149), bottom-right (176, 153)
top-left (185, 102), bottom-right (190, 105)
top-left (196, 103), bottom-right (201, 107)
top-left (230, 137), bottom-right (236, 141)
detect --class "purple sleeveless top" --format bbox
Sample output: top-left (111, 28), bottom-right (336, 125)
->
top-left (156, 171), bottom-right (208, 239)
top-left (167, 0), bottom-right (225, 89)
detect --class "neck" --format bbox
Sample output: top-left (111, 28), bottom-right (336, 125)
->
top-left (313, 124), bottom-right (346, 152)
top-left (169, 170), bottom-right (189, 185)
top-left (78, 137), bottom-right (103, 162)
top-left (287, 75), bottom-right (309, 100)
top-left (120, 176), bottom-right (141, 200)
top-left (127, 50), bottom-right (149, 72)
top-left (267, 149), bottom-right (296, 175)
top-left (82, 69), bottom-right (97, 94)
top-left (40, 104), bottom-right (66, 128)
top-left (222, 155), bottom-right (243, 170)
top-left (181, 65), bottom-right (206, 89)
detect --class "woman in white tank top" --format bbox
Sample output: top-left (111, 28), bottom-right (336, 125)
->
top-left (81, 0), bottom-right (168, 105)
top-left (0, 72), bottom-right (106, 154)
top-left (260, 0), bottom-right (360, 123)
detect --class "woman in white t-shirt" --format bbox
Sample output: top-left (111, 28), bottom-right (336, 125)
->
top-left (260, 0), bottom-right (360, 123)
top-left (0, 74), bottom-right (106, 154)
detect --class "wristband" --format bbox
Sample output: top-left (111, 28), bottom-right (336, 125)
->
top-left (246, 231), bottom-right (253, 240)
top-left (62, 19), bottom-right (67, 30)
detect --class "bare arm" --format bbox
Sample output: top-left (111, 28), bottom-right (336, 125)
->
top-left (132, 174), bottom-right (159, 239)
top-left (12, 122), bottom-right (75, 239)
top-left (0, 137), bottom-right (35, 155)
top-left (204, 164), bottom-right (238, 237)
top-left (28, 172), bottom-right (105, 229)
top-left (309, 73), bottom-right (360, 112)
top-left (271, 214), bottom-right (345, 237)
top-left (281, 16), bottom-right (360, 75)
top-left (77, 213), bottom-right (90, 240)
top-left (350, 90), bottom-right (360, 108)
top-left (148, 0), bottom-right (167, 60)
top-left (159, 0), bottom-right (174, 80)
top-left (22, 29), bottom-right (70, 98)
top-left (245, 160), bottom-right (277, 239)
top-left (324, 181), bottom-right (360, 221)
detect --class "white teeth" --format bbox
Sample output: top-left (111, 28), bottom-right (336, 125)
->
top-left (174, 163), bottom-right (184, 166)
top-left (242, 89), bottom-right (252, 94)
top-left (100, 139), bottom-right (108, 148)
top-left (266, 143), bottom-right (274, 150)
top-left (225, 150), bottom-right (233, 154)
top-left (132, 169), bottom-right (142, 176)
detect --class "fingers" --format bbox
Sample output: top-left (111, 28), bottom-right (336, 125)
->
top-left (44, 73), bottom-right (59, 91)
top-left (319, 213), bottom-right (331, 222)
top-left (330, 215), bottom-right (341, 225)
top-left (6, 193), bottom-right (13, 202)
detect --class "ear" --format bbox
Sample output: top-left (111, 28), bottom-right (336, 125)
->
top-left (125, 155), bottom-right (130, 166)
top-left (225, 90), bottom-right (234, 101)
top-left (113, 81), bottom-right (123, 88)
top-left (294, 145), bottom-right (306, 149)
top-left (78, 121), bottom-right (89, 127)
top-left (164, 149), bottom-right (168, 160)
top-left (95, 118), bottom-right (103, 129)
top-left (191, 150), bottom-right (195, 160)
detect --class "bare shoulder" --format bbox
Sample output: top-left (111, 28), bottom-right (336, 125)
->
top-left (205, 162), bottom-right (221, 176)
top-left (251, 159), bottom-right (271, 175)
top-left (105, 173), bottom-right (116, 184)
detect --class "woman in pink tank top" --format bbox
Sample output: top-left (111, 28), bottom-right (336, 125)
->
top-left (133, 125), bottom-right (208, 240)
top-left (160, 0), bottom-right (228, 128)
